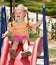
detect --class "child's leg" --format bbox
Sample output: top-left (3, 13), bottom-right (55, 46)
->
top-left (10, 39), bottom-right (19, 58)
top-left (21, 39), bottom-right (31, 57)
top-left (37, 37), bottom-right (43, 57)
top-left (23, 39), bottom-right (29, 51)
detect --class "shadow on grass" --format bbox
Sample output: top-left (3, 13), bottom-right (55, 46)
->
top-left (50, 61), bottom-right (56, 65)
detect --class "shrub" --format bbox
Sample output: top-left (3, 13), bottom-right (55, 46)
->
top-left (51, 23), bottom-right (56, 40)
top-left (29, 32), bottom-right (39, 41)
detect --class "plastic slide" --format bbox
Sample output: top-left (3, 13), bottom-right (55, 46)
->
top-left (1, 37), bottom-right (40, 65)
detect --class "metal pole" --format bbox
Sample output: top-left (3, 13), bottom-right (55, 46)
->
top-left (10, 0), bottom-right (12, 22)
top-left (0, 6), bottom-right (7, 55)
top-left (36, 12), bottom-right (38, 21)
top-left (12, 0), bottom-right (15, 20)
top-left (42, 6), bottom-right (49, 65)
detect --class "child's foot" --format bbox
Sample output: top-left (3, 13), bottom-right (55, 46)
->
top-left (10, 49), bottom-right (16, 59)
top-left (21, 50), bottom-right (31, 57)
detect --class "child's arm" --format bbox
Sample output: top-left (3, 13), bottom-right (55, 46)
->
top-left (32, 19), bottom-right (42, 29)
top-left (2, 30), bottom-right (11, 38)
top-left (2, 22), bottom-right (13, 38)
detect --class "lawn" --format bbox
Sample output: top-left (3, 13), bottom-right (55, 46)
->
top-left (49, 49), bottom-right (56, 58)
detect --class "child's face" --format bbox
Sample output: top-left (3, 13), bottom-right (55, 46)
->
top-left (15, 9), bottom-right (26, 21)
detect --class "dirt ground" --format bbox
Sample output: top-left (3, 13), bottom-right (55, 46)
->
top-left (48, 40), bottom-right (56, 49)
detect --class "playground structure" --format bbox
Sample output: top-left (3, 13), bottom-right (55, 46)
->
top-left (0, 6), bottom-right (7, 55)
top-left (0, 1), bottom-right (49, 65)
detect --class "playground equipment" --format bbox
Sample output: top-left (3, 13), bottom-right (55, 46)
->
top-left (0, 3), bottom-right (49, 65)
top-left (0, 18), bottom-right (1, 54)
top-left (1, 36), bottom-right (43, 65)
top-left (36, 12), bottom-right (38, 21)
top-left (0, 6), bottom-right (7, 55)
top-left (42, 6), bottom-right (49, 65)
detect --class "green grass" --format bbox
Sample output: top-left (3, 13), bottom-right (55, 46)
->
top-left (49, 49), bottom-right (56, 58)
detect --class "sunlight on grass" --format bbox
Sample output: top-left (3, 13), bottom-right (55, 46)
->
top-left (49, 49), bottom-right (56, 58)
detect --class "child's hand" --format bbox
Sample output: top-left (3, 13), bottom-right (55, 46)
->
top-left (2, 30), bottom-right (10, 38)
top-left (2, 34), bottom-right (6, 38)
top-left (32, 25), bottom-right (36, 30)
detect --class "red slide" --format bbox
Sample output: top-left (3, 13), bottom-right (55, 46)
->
top-left (1, 37), bottom-right (40, 65)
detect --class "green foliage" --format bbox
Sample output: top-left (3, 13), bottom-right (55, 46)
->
top-left (0, 1), bottom-right (56, 16)
top-left (8, 33), bottom-right (12, 40)
top-left (46, 8), bottom-right (56, 16)
top-left (24, 1), bottom-right (56, 16)
top-left (45, 2), bottom-right (56, 16)
top-left (28, 26), bottom-right (39, 41)
top-left (29, 32), bottom-right (39, 41)
top-left (51, 23), bottom-right (56, 40)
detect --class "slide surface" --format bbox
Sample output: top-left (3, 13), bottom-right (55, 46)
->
top-left (1, 37), bottom-right (39, 65)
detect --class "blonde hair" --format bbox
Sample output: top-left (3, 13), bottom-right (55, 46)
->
top-left (15, 4), bottom-right (28, 12)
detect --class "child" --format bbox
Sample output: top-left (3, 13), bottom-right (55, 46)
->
top-left (2, 4), bottom-right (43, 58)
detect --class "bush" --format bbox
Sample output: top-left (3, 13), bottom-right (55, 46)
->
top-left (46, 8), bottom-right (56, 16)
top-left (45, 2), bottom-right (56, 16)
top-left (29, 32), bottom-right (39, 41)
top-left (24, 1), bottom-right (56, 16)
top-left (51, 23), bottom-right (56, 40)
